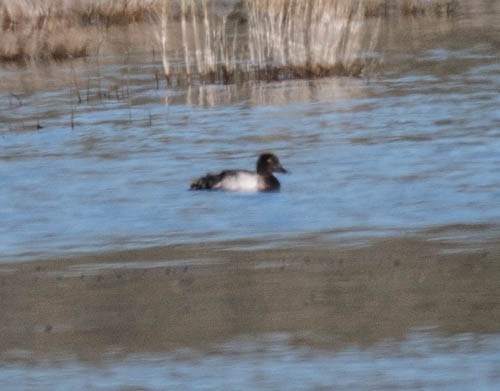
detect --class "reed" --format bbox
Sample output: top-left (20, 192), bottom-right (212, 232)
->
top-left (0, 0), bottom-right (161, 63)
top-left (1, 0), bottom-right (461, 78)
top-left (157, 0), bottom-right (380, 83)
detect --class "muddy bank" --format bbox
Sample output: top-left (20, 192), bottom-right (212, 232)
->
top-left (1, 233), bottom-right (499, 362)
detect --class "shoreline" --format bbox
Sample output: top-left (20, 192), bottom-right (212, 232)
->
top-left (2, 221), bottom-right (498, 266)
top-left (1, 229), bottom-right (499, 362)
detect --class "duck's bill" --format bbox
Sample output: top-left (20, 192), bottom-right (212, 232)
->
top-left (276, 165), bottom-right (288, 173)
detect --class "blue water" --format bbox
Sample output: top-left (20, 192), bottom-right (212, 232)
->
top-left (1, 332), bottom-right (499, 390)
top-left (1, 52), bottom-right (499, 261)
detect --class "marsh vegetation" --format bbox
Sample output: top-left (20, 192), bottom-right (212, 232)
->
top-left (1, 0), bottom-right (460, 82)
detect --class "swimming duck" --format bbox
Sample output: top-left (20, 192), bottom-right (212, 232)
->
top-left (190, 153), bottom-right (287, 192)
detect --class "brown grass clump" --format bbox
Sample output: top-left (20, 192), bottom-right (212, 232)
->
top-left (401, 0), bottom-right (458, 17)
top-left (363, 0), bottom-right (459, 18)
top-left (0, 0), bottom-right (161, 64)
top-left (0, 20), bottom-right (93, 63)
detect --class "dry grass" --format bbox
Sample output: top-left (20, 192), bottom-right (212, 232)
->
top-left (363, 0), bottom-right (459, 17)
top-left (0, 0), bottom-right (462, 76)
top-left (154, 0), bottom-right (463, 84)
top-left (157, 0), bottom-right (380, 84)
top-left (0, 0), bottom-right (161, 63)
top-left (0, 20), bottom-right (92, 62)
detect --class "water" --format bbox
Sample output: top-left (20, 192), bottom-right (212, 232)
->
top-left (2, 332), bottom-right (499, 390)
top-left (1, 50), bottom-right (499, 261)
top-left (1, 2), bottom-right (500, 389)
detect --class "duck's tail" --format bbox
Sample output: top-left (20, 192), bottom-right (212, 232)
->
top-left (190, 173), bottom-right (222, 190)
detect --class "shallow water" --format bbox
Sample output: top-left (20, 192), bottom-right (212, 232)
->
top-left (2, 332), bottom-right (499, 391)
top-left (1, 20), bottom-right (500, 261)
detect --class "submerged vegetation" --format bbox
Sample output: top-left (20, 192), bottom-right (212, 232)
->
top-left (0, 0), bottom-right (460, 82)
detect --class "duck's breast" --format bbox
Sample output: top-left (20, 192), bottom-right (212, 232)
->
top-left (215, 171), bottom-right (262, 192)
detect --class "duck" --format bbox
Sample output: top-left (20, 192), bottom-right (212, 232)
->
top-left (190, 153), bottom-right (287, 192)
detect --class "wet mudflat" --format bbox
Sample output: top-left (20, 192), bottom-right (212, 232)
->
top-left (1, 233), bottom-right (500, 390)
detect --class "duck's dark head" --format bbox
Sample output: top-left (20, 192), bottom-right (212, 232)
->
top-left (256, 153), bottom-right (287, 176)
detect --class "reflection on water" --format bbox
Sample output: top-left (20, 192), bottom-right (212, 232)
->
top-left (1, 332), bottom-right (499, 391)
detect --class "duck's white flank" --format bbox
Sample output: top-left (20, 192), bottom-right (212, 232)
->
top-left (214, 172), bottom-right (262, 192)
